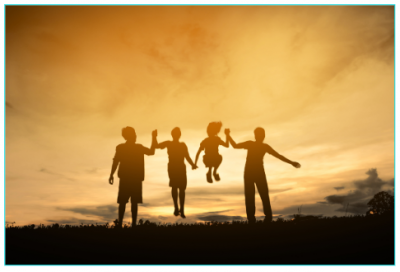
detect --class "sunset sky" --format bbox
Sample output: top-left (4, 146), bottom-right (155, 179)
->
top-left (5, 5), bottom-right (394, 226)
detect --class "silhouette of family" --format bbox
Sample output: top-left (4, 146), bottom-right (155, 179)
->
top-left (109, 122), bottom-right (301, 227)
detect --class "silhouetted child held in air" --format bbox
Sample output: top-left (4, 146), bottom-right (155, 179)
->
top-left (194, 122), bottom-right (229, 183)
top-left (156, 127), bottom-right (197, 219)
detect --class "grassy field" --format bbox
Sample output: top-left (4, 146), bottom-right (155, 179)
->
top-left (6, 215), bottom-right (394, 265)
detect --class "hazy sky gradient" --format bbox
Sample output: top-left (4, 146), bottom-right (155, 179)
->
top-left (6, 6), bottom-right (394, 225)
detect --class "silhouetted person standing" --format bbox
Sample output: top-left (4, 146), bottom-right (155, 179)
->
top-left (195, 122), bottom-right (229, 183)
top-left (109, 127), bottom-right (157, 227)
top-left (226, 128), bottom-right (300, 224)
top-left (156, 127), bottom-right (197, 218)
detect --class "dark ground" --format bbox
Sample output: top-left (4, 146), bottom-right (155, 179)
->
top-left (6, 215), bottom-right (394, 265)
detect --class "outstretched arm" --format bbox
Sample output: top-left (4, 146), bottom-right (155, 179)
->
top-left (226, 129), bottom-right (250, 149)
top-left (268, 146), bottom-right (301, 168)
top-left (184, 144), bottom-right (198, 170)
top-left (194, 146), bottom-right (204, 166)
top-left (156, 141), bottom-right (169, 149)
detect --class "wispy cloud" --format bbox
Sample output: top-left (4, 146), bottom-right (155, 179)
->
top-left (197, 215), bottom-right (244, 222)
top-left (39, 168), bottom-right (75, 181)
top-left (196, 209), bottom-right (244, 222)
top-left (58, 204), bottom-right (117, 221)
top-left (47, 217), bottom-right (100, 225)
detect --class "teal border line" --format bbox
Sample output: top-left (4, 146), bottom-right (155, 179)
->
top-left (394, 4), bottom-right (396, 267)
top-left (3, 4), bottom-right (5, 267)
top-left (3, 3), bottom-right (396, 266)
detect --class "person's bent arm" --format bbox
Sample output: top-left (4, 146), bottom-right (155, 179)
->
top-left (220, 130), bottom-right (229, 148)
top-left (157, 141), bottom-right (169, 149)
top-left (150, 130), bottom-right (157, 155)
top-left (144, 130), bottom-right (158, 155)
top-left (268, 146), bottom-right (301, 168)
top-left (184, 144), bottom-right (197, 170)
top-left (194, 146), bottom-right (204, 166)
top-left (228, 134), bottom-right (249, 149)
top-left (109, 159), bottom-right (119, 185)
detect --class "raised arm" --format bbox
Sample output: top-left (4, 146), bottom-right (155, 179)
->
top-left (184, 144), bottom-right (198, 170)
top-left (226, 129), bottom-right (250, 149)
top-left (143, 130), bottom-right (158, 156)
top-left (220, 129), bottom-right (229, 148)
top-left (267, 145), bottom-right (301, 168)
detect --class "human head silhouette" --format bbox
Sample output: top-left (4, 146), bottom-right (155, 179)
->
top-left (171, 127), bottom-right (181, 141)
top-left (207, 122), bottom-right (222, 137)
top-left (122, 126), bottom-right (136, 142)
top-left (254, 127), bottom-right (265, 142)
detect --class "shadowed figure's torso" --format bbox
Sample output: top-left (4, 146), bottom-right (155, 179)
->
top-left (114, 142), bottom-right (145, 181)
top-left (164, 141), bottom-right (188, 189)
top-left (167, 141), bottom-right (186, 166)
top-left (244, 141), bottom-right (272, 174)
top-left (201, 136), bottom-right (222, 155)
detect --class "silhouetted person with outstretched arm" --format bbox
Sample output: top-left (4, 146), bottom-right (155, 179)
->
top-left (156, 127), bottom-right (197, 218)
top-left (226, 127), bottom-right (301, 224)
top-left (109, 127), bottom-right (157, 228)
top-left (194, 121), bottom-right (229, 183)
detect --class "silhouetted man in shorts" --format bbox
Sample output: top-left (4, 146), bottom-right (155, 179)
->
top-left (109, 127), bottom-right (157, 227)
top-left (226, 128), bottom-right (301, 224)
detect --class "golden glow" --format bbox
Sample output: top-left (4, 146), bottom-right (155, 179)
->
top-left (6, 6), bottom-right (394, 225)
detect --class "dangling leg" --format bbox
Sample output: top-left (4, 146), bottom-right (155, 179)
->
top-left (179, 188), bottom-right (186, 218)
top-left (207, 166), bottom-right (213, 183)
top-left (171, 187), bottom-right (179, 216)
top-left (213, 155), bottom-right (223, 181)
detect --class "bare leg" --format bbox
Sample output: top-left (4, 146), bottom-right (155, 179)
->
top-left (118, 203), bottom-right (126, 227)
top-left (179, 188), bottom-right (186, 218)
top-left (172, 187), bottom-right (179, 216)
top-left (213, 164), bottom-right (221, 175)
top-left (207, 167), bottom-right (213, 183)
top-left (213, 156), bottom-right (223, 181)
top-left (131, 203), bottom-right (138, 227)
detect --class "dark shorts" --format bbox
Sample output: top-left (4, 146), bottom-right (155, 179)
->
top-left (168, 163), bottom-right (187, 189)
top-left (117, 179), bottom-right (143, 204)
top-left (203, 154), bottom-right (222, 168)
